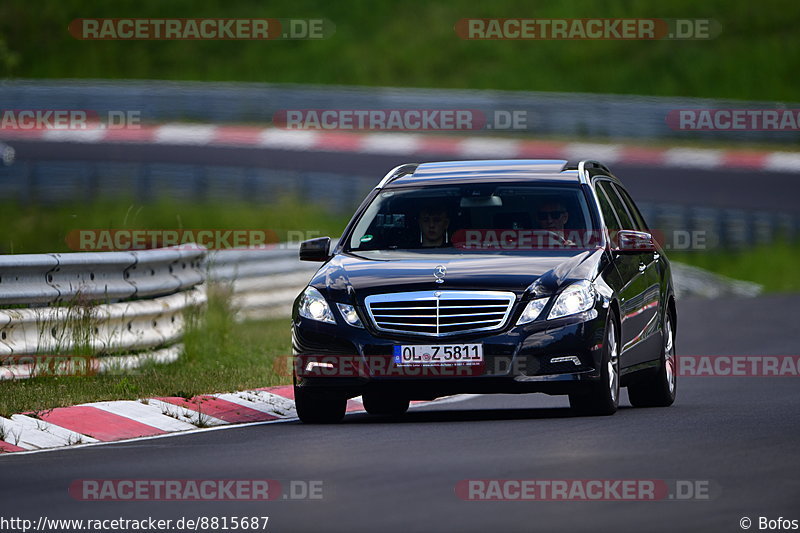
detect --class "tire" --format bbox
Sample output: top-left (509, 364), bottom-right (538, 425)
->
top-left (569, 311), bottom-right (619, 416)
top-left (628, 312), bottom-right (677, 408)
top-left (362, 391), bottom-right (410, 416)
top-left (294, 386), bottom-right (347, 424)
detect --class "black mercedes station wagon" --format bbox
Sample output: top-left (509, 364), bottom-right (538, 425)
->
top-left (291, 160), bottom-right (677, 423)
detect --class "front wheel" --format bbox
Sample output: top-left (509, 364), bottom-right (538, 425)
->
top-left (628, 312), bottom-right (677, 407)
top-left (294, 386), bottom-right (347, 424)
top-left (569, 312), bottom-right (619, 416)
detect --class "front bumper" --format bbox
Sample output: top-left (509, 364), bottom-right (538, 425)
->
top-left (291, 306), bottom-right (608, 400)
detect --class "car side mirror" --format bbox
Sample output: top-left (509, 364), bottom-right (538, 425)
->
top-left (299, 237), bottom-right (332, 262)
top-left (612, 230), bottom-right (656, 253)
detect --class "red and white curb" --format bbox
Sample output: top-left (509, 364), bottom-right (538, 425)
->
top-left (1, 124), bottom-right (799, 173)
top-left (0, 386), bottom-right (451, 455)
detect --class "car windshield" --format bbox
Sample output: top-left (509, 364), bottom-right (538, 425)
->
top-left (346, 183), bottom-right (598, 253)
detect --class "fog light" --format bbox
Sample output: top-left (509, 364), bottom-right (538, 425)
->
top-left (305, 361), bottom-right (335, 372)
top-left (550, 356), bottom-right (581, 366)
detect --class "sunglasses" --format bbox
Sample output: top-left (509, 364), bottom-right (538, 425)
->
top-left (537, 210), bottom-right (565, 220)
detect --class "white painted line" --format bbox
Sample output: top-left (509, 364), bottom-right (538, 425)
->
top-left (564, 143), bottom-right (622, 165)
top-left (259, 129), bottom-right (320, 150)
top-left (662, 148), bottom-right (724, 169)
top-left (0, 416), bottom-right (60, 450)
top-left (87, 400), bottom-right (198, 432)
top-left (0, 415), bottom-right (97, 450)
top-left (215, 391), bottom-right (296, 418)
top-left (0, 417), bottom-right (295, 458)
top-left (459, 138), bottom-right (523, 159)
top-left (0, 394), bottom-right (474, 458)
top-left (410, 393), bottom-right (480, 408)
top-left (42, 129), bottom-right (108, 143)
top-left (10, 414), bottom-right (100, 444)
top-left (763, 152), bottom-right (800, 173)
top-left (145, 399), bottom-right (228, 427)
top-left (154, 124), bottom-right (217, 145)
top-left (359, 133), bottom-right (422, 154)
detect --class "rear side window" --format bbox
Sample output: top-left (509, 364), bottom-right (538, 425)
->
top-left (595, 185), bottom-right (621, 232)
top-left (612, 184), bottom-right (649, 232)
top-left (598, 181), bottom-right (634, 230)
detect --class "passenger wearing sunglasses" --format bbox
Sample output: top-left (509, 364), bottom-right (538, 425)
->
top-left (536, 201), bottom-right (569, 232)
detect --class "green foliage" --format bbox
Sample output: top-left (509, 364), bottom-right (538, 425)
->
top-left (0, 0), bottom-right (797, 100)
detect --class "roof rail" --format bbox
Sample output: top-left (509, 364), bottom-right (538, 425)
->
top-left (577, 160), bottom-right (611, 185)
top-left (375, 163), bottom-right (419, 189)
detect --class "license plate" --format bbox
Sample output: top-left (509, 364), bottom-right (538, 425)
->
top-left (393, 344), bottom-right (483, 366)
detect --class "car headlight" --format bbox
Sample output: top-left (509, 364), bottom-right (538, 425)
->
top-left (298, 287), bottom-right (335, 324)
top-left (548, 280), bottom-right (596, 320)
top-left (517, 297), bottom-right (548, 325)
top-left (336, 303), bottom-right (364, 328)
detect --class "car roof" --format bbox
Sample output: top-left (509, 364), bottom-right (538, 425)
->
top-left (385, 159), bottom-right (581, 187)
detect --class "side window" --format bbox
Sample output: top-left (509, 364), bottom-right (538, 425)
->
top-left (598, 181), bottom-right (634, 230)
top-left (595, 185), bottom-right (621, 232)
top-left (613, 184), bottom-right (649, 232)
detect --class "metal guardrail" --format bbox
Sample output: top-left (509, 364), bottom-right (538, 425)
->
top-left (637, 203), bottom-right (799, 249)
top-left (0, 246), bottom-right (206, 306)
top-left (208, 246), bottom-right (319, 320)
top-left (2, 79), bottom-right (797, 143)
top-left (0, 246), bottom-right (207, 379)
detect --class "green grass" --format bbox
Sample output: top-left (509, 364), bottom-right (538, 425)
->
top-left (0, 197), bottom-right (351, 254)
top-left (0, 0), bottom-right (797, 101)
top-left (670, 241), bottom-right (800, 293)
top-left (0, 289), bottom-right (295, 417)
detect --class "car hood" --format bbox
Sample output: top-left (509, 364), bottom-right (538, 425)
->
top-left (310, 248), bottom-right (608, 300)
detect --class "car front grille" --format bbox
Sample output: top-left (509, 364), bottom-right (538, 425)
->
top-left (365, 290), bottom-right (516, 337)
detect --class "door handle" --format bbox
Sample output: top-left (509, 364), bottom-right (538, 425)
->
top-left (653, 252), bottom-right (660, 261)
top-left (638, 262), bottom-right (647, 272)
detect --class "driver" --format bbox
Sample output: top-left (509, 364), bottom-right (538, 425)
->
top-left (418, 206), bottom-right (450, 247)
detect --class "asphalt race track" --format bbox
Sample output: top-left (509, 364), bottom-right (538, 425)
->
top-left (1, 294), bottom-right (798, 533)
